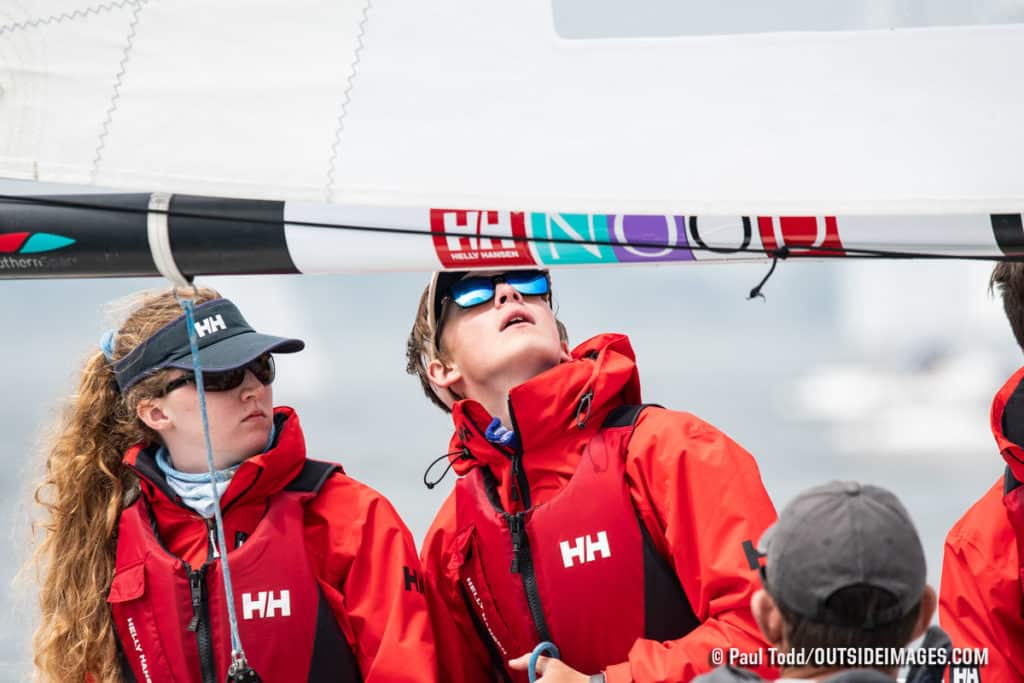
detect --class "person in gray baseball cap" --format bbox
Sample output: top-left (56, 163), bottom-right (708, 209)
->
top-left (695, 481), bottom-right (945, 683)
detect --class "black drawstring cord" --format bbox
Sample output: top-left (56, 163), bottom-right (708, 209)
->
top-left (574, 391), bottom-right (593, 430)
top-left (748, 247), bottom-right (789, 301)
top-left (423, 449), bottom-right (470, 489)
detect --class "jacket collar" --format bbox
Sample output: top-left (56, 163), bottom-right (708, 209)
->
top-left (125, 406), bottom-right (306, 514)
top-left (447, 333), bottom-right (642, 477)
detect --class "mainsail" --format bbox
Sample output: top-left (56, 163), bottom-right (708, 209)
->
top-left (1, 1), bottom-right (1023, 278)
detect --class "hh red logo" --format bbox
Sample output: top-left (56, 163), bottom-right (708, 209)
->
top-left (431, 209), bottom-right (536, 268)
top-left (757, 216), bottom-right (844, 256)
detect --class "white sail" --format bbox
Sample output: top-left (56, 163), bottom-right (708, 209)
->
top-left (2, 0), bottom-right (1023, 215)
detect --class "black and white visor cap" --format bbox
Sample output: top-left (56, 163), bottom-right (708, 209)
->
top-left (113, 298), bottom-right (305, 392)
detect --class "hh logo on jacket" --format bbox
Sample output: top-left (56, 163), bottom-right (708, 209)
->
top-left (559, 531), bottom-right (611, 568)
top-left (952, 668), bottom-right (980, 683)
top-left (242, 590), bottom-right (291, 619)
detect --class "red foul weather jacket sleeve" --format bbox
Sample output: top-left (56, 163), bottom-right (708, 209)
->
top-left (939, 481), bottom-right (1024, 683)
top-left (603, 408), bottom-right (779, 683)
top-left (306, 474), bottom-right (439, 683)
top-left (421, 492), bottom-right (500, 683)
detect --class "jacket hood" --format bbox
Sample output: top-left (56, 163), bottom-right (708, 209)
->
top-left (990, 366), bottom-right (1024, 483)
top-left (125, 405), bottom-right (307, 513)
top-left (446, 333), bottom-right (642, 483)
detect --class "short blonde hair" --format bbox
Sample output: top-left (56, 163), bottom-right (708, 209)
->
top-left (405, 278), bottom-right (569, 413)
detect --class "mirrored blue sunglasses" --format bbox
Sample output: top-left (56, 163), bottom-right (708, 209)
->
top-left (447, 270), bottom-right (551, 309)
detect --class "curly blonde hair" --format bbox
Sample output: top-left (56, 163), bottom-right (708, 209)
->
top-left (31, 286), bottom-right (220, 682)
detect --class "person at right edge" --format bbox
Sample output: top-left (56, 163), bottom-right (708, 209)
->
top-left (940, 261), bottom-right (1024, 682)
top-left (406, 269), bottom-right (779, 682)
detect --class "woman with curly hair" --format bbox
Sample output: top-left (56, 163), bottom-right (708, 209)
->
top-left (32, 287), bottom-right (436, 682)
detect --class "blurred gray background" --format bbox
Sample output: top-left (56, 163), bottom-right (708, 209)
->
top-left (2, 257), bottom-right (1016, 677)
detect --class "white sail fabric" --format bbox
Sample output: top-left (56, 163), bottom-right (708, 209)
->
top-left (2, 0), bottom-right (1023, 214)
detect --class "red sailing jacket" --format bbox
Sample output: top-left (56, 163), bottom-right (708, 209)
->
top-left (455, 404), bottom-right (700, 679)
top-left (421, 334), bottom-right (779, 683)
top-left (109, 407), bottom-right (437, 683)
top-left (940, 366), bottom-right (1024, 682)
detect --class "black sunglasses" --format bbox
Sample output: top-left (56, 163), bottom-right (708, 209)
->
top-left (161, 354), bottom-right (276, 396)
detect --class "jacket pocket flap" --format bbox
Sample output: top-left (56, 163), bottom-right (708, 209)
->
top-left (107, 561), bottom-right (146, 603)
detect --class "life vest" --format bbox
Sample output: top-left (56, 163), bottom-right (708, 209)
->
top-left (108, 460), bottom-right (361, 683)
top-left (453, 405), bottom-right (699, 681)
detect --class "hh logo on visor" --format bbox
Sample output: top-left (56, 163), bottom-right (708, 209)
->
top-left (194, 314), bottom-right (227, 338)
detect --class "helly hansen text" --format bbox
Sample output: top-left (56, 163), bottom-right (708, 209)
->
top-left (194, 314), bottom-right (226, 337)
top-left (126, 617), bottom-right (153, 683)
top-left (242, 590), bottom-right (291, 619)
top-left (560, 531), bottom-right (611, 568)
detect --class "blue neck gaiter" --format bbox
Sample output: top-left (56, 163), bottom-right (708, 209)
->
top-left (155, 423), bottom-right (276, 518)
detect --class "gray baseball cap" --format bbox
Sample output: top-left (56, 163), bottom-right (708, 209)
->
top-left (758, 481), bottom-right (926, 628)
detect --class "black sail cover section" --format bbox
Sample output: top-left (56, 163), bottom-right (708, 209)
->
top-left (0, 194), bottom-right (154, 279)
top-left (169, 195), bottom-right (297, 276)
top-left (992, 213), bottom-right (1024, 257)
top-left (0, 193), bottom-right (298, 279)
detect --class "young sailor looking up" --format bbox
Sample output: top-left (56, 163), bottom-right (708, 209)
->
top-left (406, 269), bottom-right (778, 683)
top-left (31, 288), bottom-right (437, 683)
top-left (694, 481), bottom-right (942, 683)
top-left (940, 261), bottom-right (1024, 682)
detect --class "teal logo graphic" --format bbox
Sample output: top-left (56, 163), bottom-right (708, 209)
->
top-left (529, 213), bottom-right (616, 264)
top-left (0, 232), bottom-right (76, 254)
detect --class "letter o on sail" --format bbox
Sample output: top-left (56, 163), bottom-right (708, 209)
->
top-left (687, 216), bottom-right (752, 257)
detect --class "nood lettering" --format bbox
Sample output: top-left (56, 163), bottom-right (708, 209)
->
top-left (529, 213), bottom-right (614, 265)
top-left (609, 214), bottom-right (694, 263)
top-left (757, 216), bottom-right (844, 256)
top-left (687, 216), bottom-right (755, 258)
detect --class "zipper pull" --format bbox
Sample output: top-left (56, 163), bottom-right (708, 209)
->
top-left (509, 514), bottom-right (523, 574)
top-left (206, 518), bottom-right (221, 559)
top-left (187, 569), bottom-right (204, 632)
top-left (510, 456), bottom-right (521, 503)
